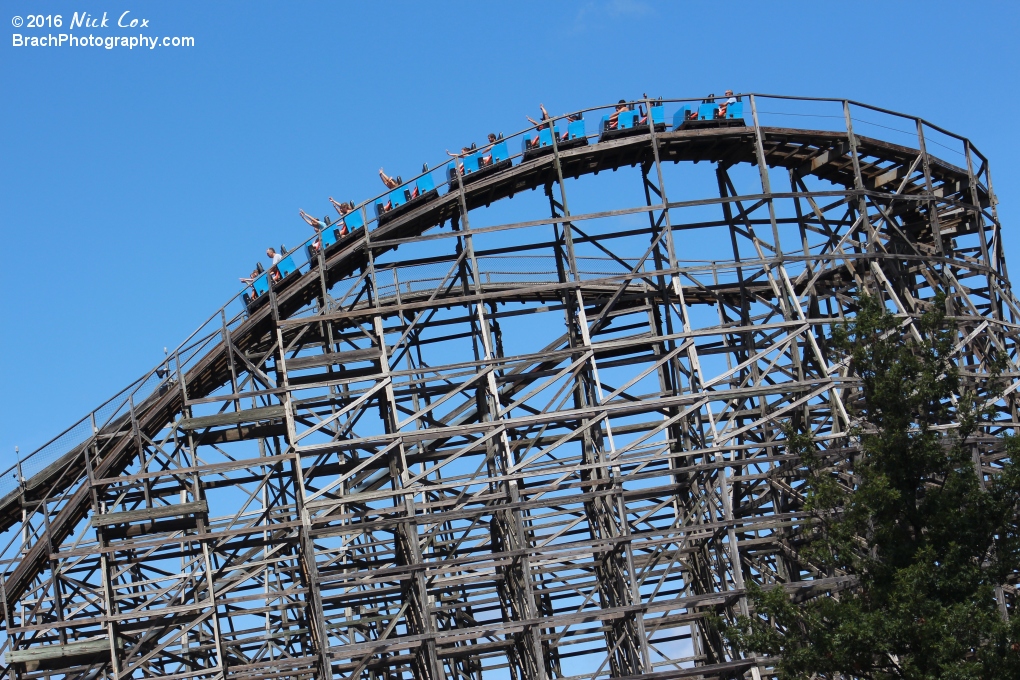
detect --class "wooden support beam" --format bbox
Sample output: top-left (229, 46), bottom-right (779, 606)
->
top-left (90, 500), bottom-right (208, 527)
top-left (179, 404), bottom-right (286, 431)
top-left (284, 347), bottom-right (380, 371)
top-left (6, 637), bottom-right (121, 669)
top-left (794, 141), bottom-right (849, 177)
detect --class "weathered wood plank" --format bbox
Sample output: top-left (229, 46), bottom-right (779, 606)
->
top-left (180, 404), bottom-right (285, 431)
top-left (795, 141), bottom-right (849, 177)
top-left (90, 500), bottom-right (208, 527)
top-left (5, 638), bottom-right (113, 665)
top-left (285, 347), bottom-right (380, 371)
top-left (867, 163), bottom-right (912, 189)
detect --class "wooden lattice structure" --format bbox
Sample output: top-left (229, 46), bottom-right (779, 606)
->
top-left (0, 94), bottom-right (1014, 680)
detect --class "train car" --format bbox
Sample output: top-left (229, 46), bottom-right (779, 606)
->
top-left (242, 248), bottom-right (300, 312)
top-left (559, 118), bottom-right (589, 151)
top-left (306, 216), bottom-right (339, 263)
top-left (243, 268), bottom-right (270, 311)
top-left (521, 125), bottom-right (559, 162)
top-left (447, 139), bottom-right (514, 190)
top-left (276, 251), bottom-right (299, 283)
top-left (304, 209), bottom-right (357, 258)
top-left (673, 101), bottom-right (746, 130)
top-left (342, 206), bottom-right (365, 233)
top-left (374, 171), bottom-right (439, 225)
top-left (598, 105), bottom-right (665, 142)
top-left (521, 118), bottom-right (588, 162)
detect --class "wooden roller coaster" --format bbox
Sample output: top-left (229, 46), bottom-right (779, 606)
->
top-left (0, 94), bottom-right (1013, 680)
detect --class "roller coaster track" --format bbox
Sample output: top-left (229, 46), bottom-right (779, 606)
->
top-left (0, 95), bottom-right (1014, 680)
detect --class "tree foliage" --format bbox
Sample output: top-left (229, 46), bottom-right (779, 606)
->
top-left (725, 294), bottom-right (1020, 679)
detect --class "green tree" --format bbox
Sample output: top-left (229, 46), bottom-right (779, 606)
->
top-left (725, 294), bottom-right (1020, 679)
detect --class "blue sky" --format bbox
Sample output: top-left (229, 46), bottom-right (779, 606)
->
top-left (1, 0), bottom-right (1018, 460)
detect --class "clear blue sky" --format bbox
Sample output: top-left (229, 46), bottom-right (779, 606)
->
top-left (1, 0), bottom-right (1018, 461)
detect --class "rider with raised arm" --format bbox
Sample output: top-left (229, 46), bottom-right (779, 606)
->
top-left (299, 209), bottom-right (324, 251)
top-left (379, 168), bottom-right (400, 190)
top-left (525, 104), bottom-right (551, 148)
top-left (329, 197), bottom-right (352, 236)
top-left (379, 168), bottom-right (418, 211)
